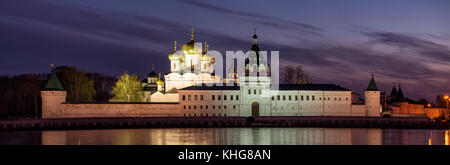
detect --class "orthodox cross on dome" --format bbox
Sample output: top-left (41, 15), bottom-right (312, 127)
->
top-left (173, 41), bottom-right (177, 52)
top-left (204, 42), bottom-right (208, 52)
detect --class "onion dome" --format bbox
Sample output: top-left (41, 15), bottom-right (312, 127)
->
top-left (148, 70), bottom-right (158, 78)
top-left (168, 41), bottom-right (183, 60)
top-left (156, 73), bottom-right (164, 85)
top-left (201, 54), bottom-right (212, 61)
top-left (147, 64), bottom-right (158, 78)
top-left (182, 28), bottom-right (196, 54)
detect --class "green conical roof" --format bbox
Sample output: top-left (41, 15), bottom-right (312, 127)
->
top-left (43, 71), bottom-right (64, 90)
top-left (366, 74), bottom-right (379, 91)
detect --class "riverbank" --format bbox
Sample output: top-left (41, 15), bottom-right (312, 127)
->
top-left (0, 116), bottom-right (448, 131)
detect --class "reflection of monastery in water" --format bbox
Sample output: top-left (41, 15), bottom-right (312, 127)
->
top-left (41, 29), bottom-right (444, 118)
top-left (39, 128), bottom-right (449, 145)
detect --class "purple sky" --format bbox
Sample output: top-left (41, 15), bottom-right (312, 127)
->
top-left (1, 0), bottom-right (449, 101)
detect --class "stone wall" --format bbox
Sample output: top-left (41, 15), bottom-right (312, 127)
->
top-left (43, 103), bottom-right (181, 118)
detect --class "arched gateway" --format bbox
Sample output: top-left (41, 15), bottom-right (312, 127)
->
top-left (251, 102), bottom-right (260, 117)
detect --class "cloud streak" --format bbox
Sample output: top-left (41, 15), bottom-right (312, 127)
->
top-left (178, 0), bottom-right (324, 36)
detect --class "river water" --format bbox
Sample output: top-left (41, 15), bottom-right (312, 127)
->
top-left (0, 128), bottom-right (448, 145)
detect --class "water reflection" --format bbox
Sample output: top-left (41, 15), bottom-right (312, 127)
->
top-left (0, 128), bottom-right (449, 145)
top-left (39, 128), bottom-right (450, 145)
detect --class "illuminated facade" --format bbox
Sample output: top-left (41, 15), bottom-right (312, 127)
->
top-left (41, 29), bottom-right (383, 118)
top-left (150, 29), bottom-right (382, 117)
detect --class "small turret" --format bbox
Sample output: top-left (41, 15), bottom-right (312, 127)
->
top-left (366, 73), bottom-right (379, 91)
top-left (364, 73), bottom-right (381, 117)
top-left (156, 73), bottom-right (164, 92)
top-left (396, 83), bottom-right (405, 102)
top-left (41, 64), bottom-right (67, 119)
top-left (389, 85), bottom-right (397, 97)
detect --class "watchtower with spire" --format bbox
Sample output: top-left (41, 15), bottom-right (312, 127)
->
top-left (41, 64), bottom-right (67, 119)
top-left (364, 73), bottom-right (381, 117)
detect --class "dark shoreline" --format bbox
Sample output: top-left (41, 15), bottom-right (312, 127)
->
top-left (0, 116), bottom-right (449, 131)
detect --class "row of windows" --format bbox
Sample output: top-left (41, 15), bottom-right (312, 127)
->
top-left (184, 113), bottom-right (227, 117)
top-left (183, 105), bottom-right (238, 110)
top-left (182, 94), bottom-right (348, 102)
top-left (271, 95), bottom-right (348, 101)
top-left (272, 105), bottom-right (349, 110)
top-left (248, 89), bottom-right (262, 95)
top-left (182, 95), bottom-right (239, 101)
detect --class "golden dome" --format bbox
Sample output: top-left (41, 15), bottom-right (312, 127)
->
top-left (156, 73), bottom-right (164, 85)
top-left (168, 52), bottom-right (183, 60)
top-left (201, 54), bottom-right (212, 61)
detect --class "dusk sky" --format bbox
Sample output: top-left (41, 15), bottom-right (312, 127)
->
top-left (1, 0), bottom-right (449, 101)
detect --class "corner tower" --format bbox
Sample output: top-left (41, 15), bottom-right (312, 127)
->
top-left (364, 73), bottom-right (381, 117)
top-left (41, 66), bottom-right (67, 119)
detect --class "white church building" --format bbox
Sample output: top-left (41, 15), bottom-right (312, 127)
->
top-left (148, 29), bottom-right (381, 117)
top-left (41, 29), bottom-right (381, 118)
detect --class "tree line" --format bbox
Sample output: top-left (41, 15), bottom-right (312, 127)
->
top-left (0, 66), bottom-right (116, 119)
